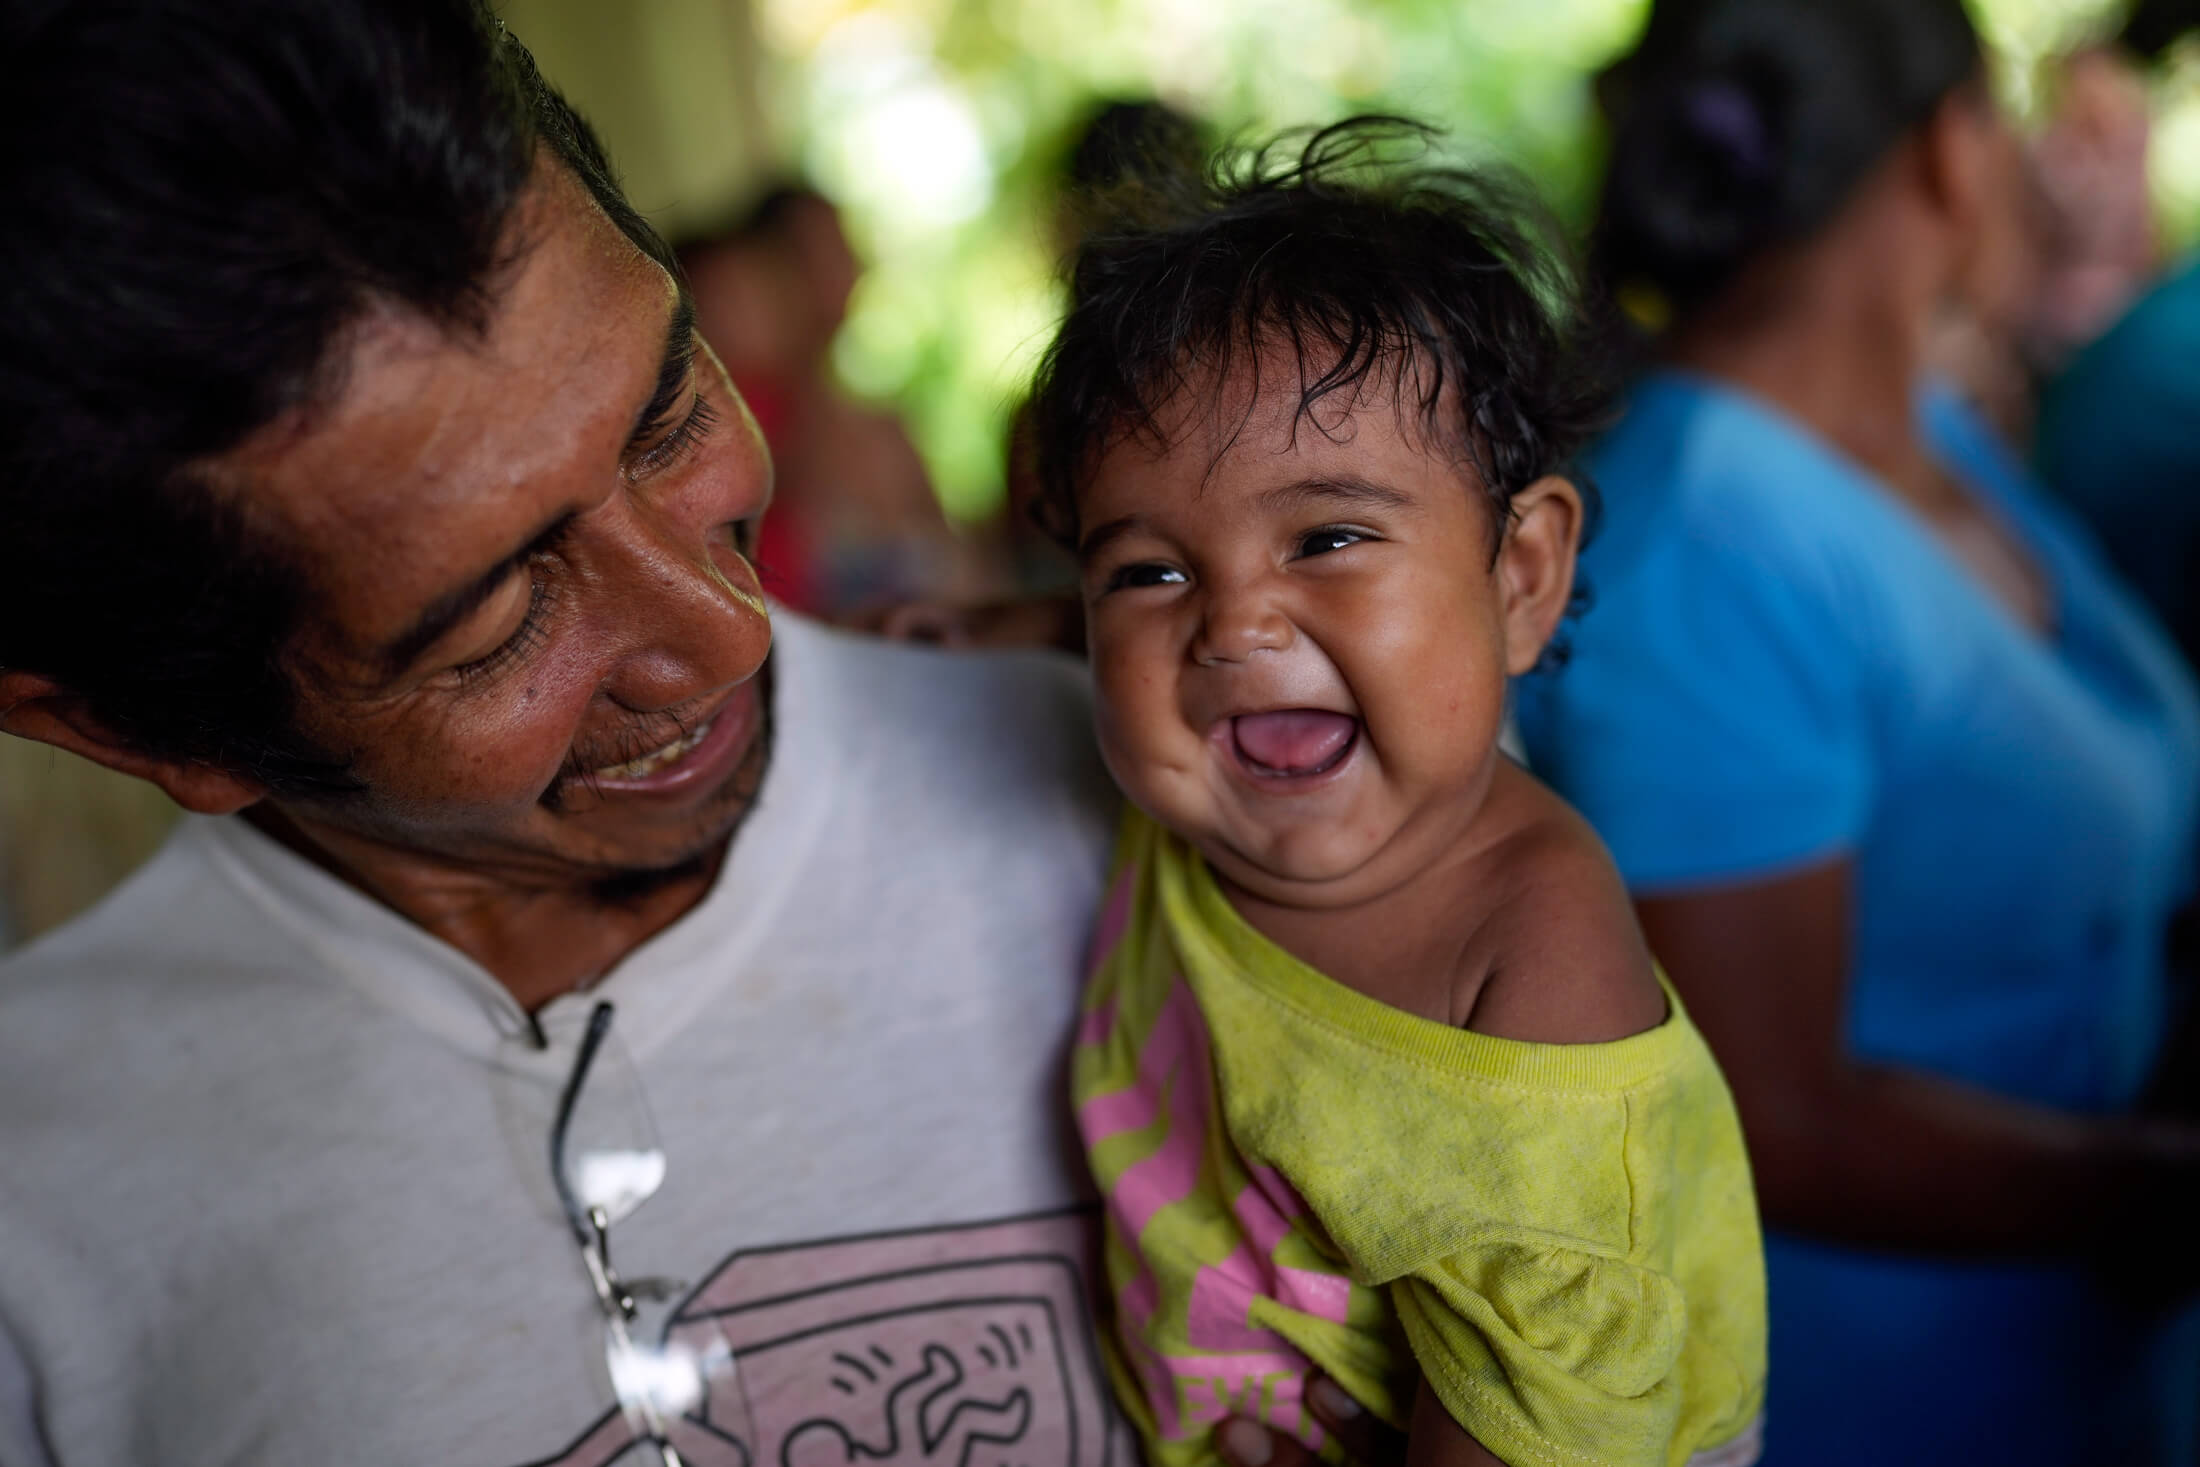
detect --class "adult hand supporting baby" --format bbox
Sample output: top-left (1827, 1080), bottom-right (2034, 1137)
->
top-left (1215, 1376), bottom-right (1406, 1467)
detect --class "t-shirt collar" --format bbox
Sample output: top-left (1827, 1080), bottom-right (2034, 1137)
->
top-left (192, 610), bottom-right (846, 1065)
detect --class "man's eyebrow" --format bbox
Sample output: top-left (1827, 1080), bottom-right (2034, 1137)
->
top-left (1257, 474), bottom-right (1417, 516)
top-left (377, 511), bottom-right (576, 677)
top-left (626, 291), bottom-right (698, 451)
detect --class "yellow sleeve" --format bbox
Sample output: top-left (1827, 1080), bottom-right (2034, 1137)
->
top-left (1389, 1237), bottom-right (1688, 1467)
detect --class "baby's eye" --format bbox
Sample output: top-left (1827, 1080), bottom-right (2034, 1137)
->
top-left (1107, 562), bottom-right (1188, 591)
top-left (1297, 527), bottom-right (1367, 558)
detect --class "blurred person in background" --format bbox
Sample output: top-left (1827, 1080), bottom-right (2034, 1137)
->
top-left (1930, 0), bottom-right (2191, 440)
top-left (2029, 0), bottom-right (2199, 358)
top-left (2035, 1), bottom-right (2200, 667)
top-left (678, 185), bottom-right (999, 616)
top-left (1517, 0), bottom-right (2200, 1462)
top-left (0, 3), bottom-right (1126, 1463)
top-left (2037, 250), bottom-right (2200, 666)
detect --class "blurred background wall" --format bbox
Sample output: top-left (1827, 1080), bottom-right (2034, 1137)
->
top-left (496, 0), bottom-right (777, 240)
top-left (0, 743), bottom-right (177, 950)
top-left (2, 0), bottom-right (2194, 949)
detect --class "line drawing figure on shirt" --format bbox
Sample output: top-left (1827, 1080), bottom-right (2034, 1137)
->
top-left (780, 1340), bottom-right (1033, 1467)
top-left (518, 1210), bottom-right (1116, 1467)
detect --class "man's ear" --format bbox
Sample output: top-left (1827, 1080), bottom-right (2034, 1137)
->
top-left (1497, 475), bottom-right (1585, 677)
top-left (0, 671), bottom-right (266, 815)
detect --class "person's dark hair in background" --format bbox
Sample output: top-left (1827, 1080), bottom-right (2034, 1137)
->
top-left (0, 0), bottom-right (667, 794)
top-left (1063, 100), bottom-right (1206, 188)
top-left (1050, 98), bottom-right (1210, 260)
top-left (1514, 0), bottom-right (2200, 1463)
top-left (1594, 0), bottom-right (1982, 321)
top-left (2121, 0), bottom-right (2200, 60)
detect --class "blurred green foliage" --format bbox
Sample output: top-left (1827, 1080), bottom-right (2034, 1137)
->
top-left (757, 0), bottom-right (2195, 521)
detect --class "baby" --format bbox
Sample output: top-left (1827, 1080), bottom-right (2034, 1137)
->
top-left (1028, 120), bottom-right (1767, 1467)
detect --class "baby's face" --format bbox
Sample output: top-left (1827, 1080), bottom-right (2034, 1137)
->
top-left (1077, 361), bottom-right (1575, 910)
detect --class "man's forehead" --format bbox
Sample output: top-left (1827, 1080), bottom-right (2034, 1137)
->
top-left (210, 165), bottom-right (675, 652)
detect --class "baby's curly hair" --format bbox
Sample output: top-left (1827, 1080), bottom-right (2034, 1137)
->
top-left (1030, 116), bottom-right (1616, 560)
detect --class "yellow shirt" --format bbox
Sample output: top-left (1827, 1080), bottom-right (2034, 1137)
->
top-left (1072, 812), bottom-right (1767, 1467)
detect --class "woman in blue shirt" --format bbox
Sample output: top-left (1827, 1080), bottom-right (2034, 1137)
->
top-left (1518, 1), bottom-right (2200, 1462)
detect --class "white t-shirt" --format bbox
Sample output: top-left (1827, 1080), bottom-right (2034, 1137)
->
top-left (0, 614), bottom-right (1126, 1467)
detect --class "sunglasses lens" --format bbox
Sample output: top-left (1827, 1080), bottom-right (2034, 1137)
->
top-left (608, 1322), bottom-right (732, 1418)
top-left (563, 1015), bottom-right (665, 1227)
top-left (573, 1144), bottom-right (666, 1224)
top-left (606, 1311), bottom-right (737, 1457)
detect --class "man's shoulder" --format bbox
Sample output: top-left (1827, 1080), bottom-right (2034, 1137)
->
top-left (781, 612), bottom-right (1091, 719)
top-left (774, 614), bottom-right (1112, 821)
top-left (1, 819), bottom-right (227, 980)
top-left (0, 819), bottom-right (304, 1124)
top-left (0, 816), bottom-right (322, 1041)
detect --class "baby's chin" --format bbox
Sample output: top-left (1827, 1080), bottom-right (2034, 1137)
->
top-left (1194, 821), bottom-right (1407, 908)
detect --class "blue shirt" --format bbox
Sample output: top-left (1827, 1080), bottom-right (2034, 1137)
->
top-left (2038, 258), bottom-right (2200, 663)
top-left (1516, 371), bottom-right (2200, 1465)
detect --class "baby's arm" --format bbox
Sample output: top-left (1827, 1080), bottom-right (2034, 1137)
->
top-left (1404, 1380), bottom-right (1509, 1467)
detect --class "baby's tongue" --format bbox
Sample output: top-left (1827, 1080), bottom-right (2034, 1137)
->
top-left (1232, 710), bottom-right (1357, 774)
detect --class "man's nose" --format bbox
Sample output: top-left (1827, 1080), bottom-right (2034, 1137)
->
top-left (1191, 580), bottom-right (1294, 666)
top-left (593, 507), bottom-right (772, 714)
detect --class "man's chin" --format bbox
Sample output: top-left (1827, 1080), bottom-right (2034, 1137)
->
top-left (583, 846), bottom-right (723, 909)
top-left (559, 686), bottom-right (773, 902)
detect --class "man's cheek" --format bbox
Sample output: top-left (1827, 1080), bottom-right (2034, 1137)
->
top-left (399, 689), bottom-right (593, 806)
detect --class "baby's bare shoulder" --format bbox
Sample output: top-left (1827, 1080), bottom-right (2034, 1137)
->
top-left (1456, 771), bottom-right (1665, 1044)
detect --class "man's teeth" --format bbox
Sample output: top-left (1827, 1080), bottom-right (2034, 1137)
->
top-left (596, 720), bottom-right (713, 779)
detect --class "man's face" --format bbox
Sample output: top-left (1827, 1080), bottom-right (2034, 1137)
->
top-left (215, 162), bottom-right (776, 884)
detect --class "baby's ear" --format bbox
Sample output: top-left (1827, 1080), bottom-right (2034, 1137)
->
top-left (1496, 475), bottom-right (1584, 676)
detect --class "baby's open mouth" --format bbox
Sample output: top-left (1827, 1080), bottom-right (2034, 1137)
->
top-left (1230, 710), bottom-right (1359, 779)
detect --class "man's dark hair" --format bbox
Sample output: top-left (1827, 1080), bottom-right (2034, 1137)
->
top-left (0, 0), bottom-right (670, 792)
top-left (1594, 0), bottom-right (1982, 316)
top-left (1029, 116), bottom-right (1613, 557)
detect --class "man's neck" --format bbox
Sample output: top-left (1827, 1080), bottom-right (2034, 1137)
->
top-left (244, 803), bottom-right (731, 1012)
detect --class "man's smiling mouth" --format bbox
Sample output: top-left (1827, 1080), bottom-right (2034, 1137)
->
top-left (1229, 709), bottom-right (1360, 779)
top-left (543, 675), bottom-right (769, 814)
top-left (590, 718), bottom-right (716, 779)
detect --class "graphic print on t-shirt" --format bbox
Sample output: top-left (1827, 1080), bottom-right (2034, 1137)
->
top-left (519, 1210), bottom-right (1118, 1467)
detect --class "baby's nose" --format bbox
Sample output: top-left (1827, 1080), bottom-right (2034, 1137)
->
top-left (1192, 594), bottom-right (1293, 665)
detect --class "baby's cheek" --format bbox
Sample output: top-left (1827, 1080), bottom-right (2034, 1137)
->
top-left (1093, 699), bottom-right (1168, 800)
top-left (1092, 703), bottom-right (1206, 829)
